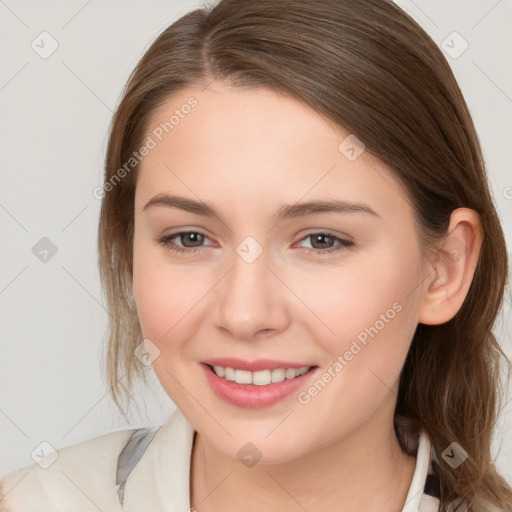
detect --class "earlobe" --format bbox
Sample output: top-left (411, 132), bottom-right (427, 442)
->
top-left (418, 208), bottom-right (483, 326)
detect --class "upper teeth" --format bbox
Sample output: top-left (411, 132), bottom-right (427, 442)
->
top-left (212, 365), bottom-right (311, 385)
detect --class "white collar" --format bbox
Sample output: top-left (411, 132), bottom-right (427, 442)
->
top-left (402, 430), bottom-right (436, 512)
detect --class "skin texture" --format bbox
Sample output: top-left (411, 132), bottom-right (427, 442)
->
top-left (132, 83), bottom-right (483, 511)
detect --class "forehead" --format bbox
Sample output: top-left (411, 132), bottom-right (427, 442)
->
top-left (135, 84), bottom-right (414, 222)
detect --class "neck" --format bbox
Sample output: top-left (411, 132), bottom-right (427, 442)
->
top-left (189, 398), bottom-right (417, 512)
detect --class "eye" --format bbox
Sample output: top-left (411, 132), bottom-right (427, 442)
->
top-left (155, 230), bottom-right (354, 256)
top-left (294, 231), bottom-right (354, 255)
top-left (156, 231), bottom-right (215, 255)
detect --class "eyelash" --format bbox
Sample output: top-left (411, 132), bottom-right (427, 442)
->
top-left (155, 230), bottom-right (354, 256)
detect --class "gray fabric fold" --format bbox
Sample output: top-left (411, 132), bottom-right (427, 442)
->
top-left (116, 426), bottom-right (161, 505)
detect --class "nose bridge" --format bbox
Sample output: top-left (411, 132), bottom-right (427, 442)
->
top-left (214, 241), bottom-right (289, 340)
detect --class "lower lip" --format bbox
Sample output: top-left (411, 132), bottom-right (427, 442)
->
top-left (200, 363), bottom-right (318, 408)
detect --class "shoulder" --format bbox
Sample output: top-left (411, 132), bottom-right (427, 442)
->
top-left (0, 427), bottom-right (137, 512)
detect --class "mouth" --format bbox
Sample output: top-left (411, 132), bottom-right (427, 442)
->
top-left (200, 362), bottom-right (319, 409)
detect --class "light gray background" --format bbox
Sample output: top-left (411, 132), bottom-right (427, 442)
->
top-left (1, 0), bottom-right (511, 484)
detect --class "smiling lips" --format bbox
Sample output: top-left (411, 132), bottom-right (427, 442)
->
top-left (200, 358), bottom-right (318, 408)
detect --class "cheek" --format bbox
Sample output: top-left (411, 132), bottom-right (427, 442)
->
top-left (293, 246), bottom-right (422, 370)
top-left (132, 239), bottom-right (216, 351)
top-left (133, 238), bottom-right (182, 340)
top-left (290, 258), bottom-right (422, 441)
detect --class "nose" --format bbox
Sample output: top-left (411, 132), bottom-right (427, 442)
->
top-left (213, 247), bottom-right (291, 342)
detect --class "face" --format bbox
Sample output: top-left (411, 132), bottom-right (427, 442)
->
top-left (132, 83), bottom-right (429, 464)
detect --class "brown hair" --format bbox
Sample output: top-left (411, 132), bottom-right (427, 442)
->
top-left (97, 0), bottom-right (512, 509)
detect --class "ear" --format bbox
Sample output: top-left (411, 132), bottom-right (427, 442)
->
top-left (417, 207), bottom-right (483, 326)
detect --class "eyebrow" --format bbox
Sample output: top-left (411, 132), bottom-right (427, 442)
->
top-left (143, 194), bottom-right (382, 220)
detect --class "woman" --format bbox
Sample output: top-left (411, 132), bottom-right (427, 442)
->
top-left (1, 0), bottom-right (511, 510)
